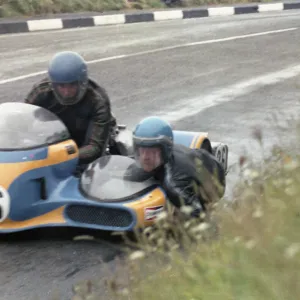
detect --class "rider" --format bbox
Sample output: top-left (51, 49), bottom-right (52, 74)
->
top-left (24, 51), bottom-right (117, 166)
top-left (132, 116), bottom-right (226, 217)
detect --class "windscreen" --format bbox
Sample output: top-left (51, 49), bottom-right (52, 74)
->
top-left (80, 155), bottom-right (158, 202)
top-left (0, 102), bottom-right (70, 150)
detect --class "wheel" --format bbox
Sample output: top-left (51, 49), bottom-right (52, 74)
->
top-left (214, 144), bottom-right (229, 174)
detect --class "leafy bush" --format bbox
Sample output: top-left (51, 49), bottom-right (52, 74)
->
top-left (69, 123), bottom-right (300, 300)
top-left (0, 0), bottom-right (278, 17)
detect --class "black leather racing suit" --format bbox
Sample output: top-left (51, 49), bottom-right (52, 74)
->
top-left (152, 144), bottom-right (226, 213)
top-left (24, 77), bottom-right (116, 165)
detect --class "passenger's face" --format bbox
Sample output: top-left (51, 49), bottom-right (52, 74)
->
top-left (56, 83), bottom-right (78, 98)
top-left (137, 147), bottom-right (162, 172)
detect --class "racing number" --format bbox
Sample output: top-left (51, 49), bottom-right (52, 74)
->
top-left (216, 145), bottom-right (228, 173)
top-left (0, 185), bottom-right (10, 222)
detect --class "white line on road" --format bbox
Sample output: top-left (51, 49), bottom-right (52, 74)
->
top-left (160, 63), bottom-right (300, 122)
top-left (0, 27), bottom-right (297, 85)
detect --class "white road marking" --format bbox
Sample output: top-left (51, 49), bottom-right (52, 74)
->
top-left (159, 63), bottom-right (300, 122)
top-left (0, 27), bottom-right (297, 85)
top-left (0, 71), bottom-right (47, 84)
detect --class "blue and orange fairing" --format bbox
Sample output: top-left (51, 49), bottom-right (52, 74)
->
top-left (0, 102), bottom-right (210, 233)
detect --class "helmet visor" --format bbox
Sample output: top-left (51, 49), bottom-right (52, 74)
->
top-left (52, 81), bottom-right (86, 105)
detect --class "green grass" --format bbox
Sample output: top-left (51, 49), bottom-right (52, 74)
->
top-left (0, 0), bottom-right (277, 18)
top-left (69, 124), bottom-right (300, 300)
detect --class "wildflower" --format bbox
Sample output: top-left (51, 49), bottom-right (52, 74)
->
top-left (184, 220), bottom-right (192, 229)
top-left (117, 288), bottom-right (129, 296)
top-left (285, 178), bottom-right (294, 186)
top-left (180, 205), bottom-right (194, 215)
top-left (129, 250), bottom-right (146, 261)
top-left (252, 208), bottom-right (263, 218)
top-left (155, 211), bottom-right (168, 222)
top-left (272, 179), bottom-right (285, 187)
top-left (245, 240), bottom-right (256, 249)
top-left (233, 236), bottom-right (242, 243)
top-left (191, 222), bottom-right (210, 233)
top-left (285, 186), bottom-right (298, 196)
top-left (284, 243), bottom-right (300, 259)
top-left (243, 169), bottom-right (260, 180)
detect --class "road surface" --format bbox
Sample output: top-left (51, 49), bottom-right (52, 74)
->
top-left (1, 10), bottom-right (300, 300)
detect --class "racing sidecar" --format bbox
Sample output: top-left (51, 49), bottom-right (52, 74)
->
top-left (0, 102), bottom-right (228, 233)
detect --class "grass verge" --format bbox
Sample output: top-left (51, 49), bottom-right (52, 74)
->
top-left (70, 124), bottom-right (300, 300)
top-left (0, 0), bottom-right (277, 18)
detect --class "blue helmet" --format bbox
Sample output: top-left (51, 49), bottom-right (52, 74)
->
top-left (48, 51), bottom-right (88, 105)
top-left (133, 116), bottom-right (174, 163)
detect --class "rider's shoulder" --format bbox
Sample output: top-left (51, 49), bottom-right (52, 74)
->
top-left (86, 78), bottom-right (111, 103)
top-left (88, 78), bottom-right (108, 99)
top-left (172, 143), bottom-right (212, 169)
top-left (31, 77), bottom-right (52, 93)
top-left (171, 144), bottom-right (195, 167)
top-left (172, 143), bottom-right (194, 158)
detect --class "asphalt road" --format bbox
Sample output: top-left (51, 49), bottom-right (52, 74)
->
top-left (1, 10), bottom-right (300, 300)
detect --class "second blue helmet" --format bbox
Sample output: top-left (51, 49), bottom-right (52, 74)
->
top-left (133, 116), bottom-right (174, 163)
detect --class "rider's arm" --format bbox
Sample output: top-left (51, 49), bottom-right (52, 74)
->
top-left (78, 90), bottom-right (113, 165)
top-left (166, 150), bottom-right (225, 212)
top-left (165, 164), bottom-right (205, 211)
top-left (193, 149), bottom-right (226, 199)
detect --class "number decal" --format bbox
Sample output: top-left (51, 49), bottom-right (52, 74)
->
top-left (0, 185), bottom-right (10, 222)
top-left (216, 145), bottom-right (228, 173)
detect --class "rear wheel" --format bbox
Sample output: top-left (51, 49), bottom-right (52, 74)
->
top-left (214, 144), bottom-right (229, 174)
